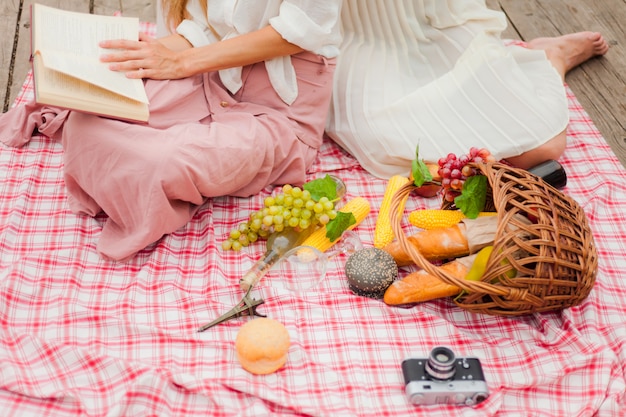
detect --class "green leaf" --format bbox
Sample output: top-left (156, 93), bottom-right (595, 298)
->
top-left (411, 145), bottom-right (433, 187)
top-left (325, 211), bottom-right (356, 242)
top-left (454, 175), bottom-right (487, 218)
top-left (304, 175), bottom-right (337, 202)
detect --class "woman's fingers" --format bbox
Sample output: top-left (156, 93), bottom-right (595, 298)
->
top-left (99, 36), bottom-right (183, 79)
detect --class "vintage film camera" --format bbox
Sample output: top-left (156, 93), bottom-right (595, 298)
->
top-left (402, 346), bottom-right (489, 406)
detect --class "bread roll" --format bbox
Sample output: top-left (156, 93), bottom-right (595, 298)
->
top-left (235, 318), bottom-right (290, 375)
top-left (345, 247), bottom-right (397, 298)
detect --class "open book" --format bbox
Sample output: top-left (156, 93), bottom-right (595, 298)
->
top-left (30, 4), bottom-right (149, 122)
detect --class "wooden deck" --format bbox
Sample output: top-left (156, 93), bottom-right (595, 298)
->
top-left (2, 0), bottom-right (625, 168)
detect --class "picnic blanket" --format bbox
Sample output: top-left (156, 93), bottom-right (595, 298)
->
top-left (1, 21), bottom-right (626, 417)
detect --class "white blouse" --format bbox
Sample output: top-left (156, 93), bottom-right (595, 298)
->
top-left (176, 0), bottom-right (343, 104)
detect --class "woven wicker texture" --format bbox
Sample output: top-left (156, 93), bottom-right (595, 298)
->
top-left (390, 162), bottom-right (598, 316)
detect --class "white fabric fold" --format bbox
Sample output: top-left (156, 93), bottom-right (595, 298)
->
top-left (176, 19), bottom-right (211, 47)
top-left (326, 0), bottom-right (568, 179)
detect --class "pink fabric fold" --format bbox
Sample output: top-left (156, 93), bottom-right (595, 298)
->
top-left (0, 102), bottom-right (69, 147)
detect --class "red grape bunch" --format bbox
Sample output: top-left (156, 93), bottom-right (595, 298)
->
top-left (437, 147), bottom-right (496, 203)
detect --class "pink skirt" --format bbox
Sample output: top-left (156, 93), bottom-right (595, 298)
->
top-left (1, 52), bottom-right (336, 261)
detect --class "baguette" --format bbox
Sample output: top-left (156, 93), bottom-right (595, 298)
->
top-left (382, 224), bottom-right (469, 267)
top-left (383, 260), bottom-right (468, 305)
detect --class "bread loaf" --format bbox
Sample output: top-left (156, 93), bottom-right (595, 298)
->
top-left (382, 224), bottom-right (469, 266)
top-left (383, 260), bottom-right (468, 305)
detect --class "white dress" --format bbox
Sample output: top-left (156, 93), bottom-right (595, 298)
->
top-left (326, 0), bottom-right (568, 179)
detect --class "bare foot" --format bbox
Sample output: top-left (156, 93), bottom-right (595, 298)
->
top-left (527, 32), bottom-right (609, 79)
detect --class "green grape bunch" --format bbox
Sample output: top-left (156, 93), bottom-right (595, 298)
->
top-left (222, 175), bottom-right (341, 251)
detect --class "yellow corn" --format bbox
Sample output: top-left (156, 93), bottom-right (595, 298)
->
top-left (408, 209), bottom-right (497, 230)
top-left (301, 197), bottom-right (371, 253)
top-left (374, 175), bottom-right (411, 248)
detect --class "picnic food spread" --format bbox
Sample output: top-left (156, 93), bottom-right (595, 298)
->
top-left (211, 144), bottom-right (595, 385)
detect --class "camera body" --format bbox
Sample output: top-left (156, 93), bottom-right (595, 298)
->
top-left (402, 346), bottom-right (489, 406)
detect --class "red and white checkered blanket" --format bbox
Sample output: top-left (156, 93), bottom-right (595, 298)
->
top-left (1, 21), bottom-right (625, 417)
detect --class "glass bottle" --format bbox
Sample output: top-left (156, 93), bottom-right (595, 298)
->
top-left (273, 230), bottom-right (364, 293)
top-left (527, 159), bottom-right (567, 189)
top-left (239, 176), bottom-right (347, 291)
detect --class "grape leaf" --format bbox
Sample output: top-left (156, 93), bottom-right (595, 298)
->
top-left (454, 175), bottom-right (487, 218)
top-left (411, 145), bottom-right (433, 187)
top-left (325, 211), bottom-right (356, 242)
top-left (304, 175), bottom-right (337, 202)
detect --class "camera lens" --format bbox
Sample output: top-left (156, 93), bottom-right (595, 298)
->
top-left (425, 346), bottom-right (456, 380)
top-left (473, 392), bottom-right (489, 404)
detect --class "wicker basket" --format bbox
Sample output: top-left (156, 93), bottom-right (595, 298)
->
top-left (390, 162), bottom-right (598, 316)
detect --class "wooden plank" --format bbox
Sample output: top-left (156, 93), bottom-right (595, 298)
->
top-left (497, 0), bottom-right (626, 166)
top-left (94, 0), bottom-right (156, 23)
top-left (486, 0), bottom-right (521, 40)
top-left (9, 0), bottom-right (89, 109)
top-left (1, 0), bottom-right (22, 111)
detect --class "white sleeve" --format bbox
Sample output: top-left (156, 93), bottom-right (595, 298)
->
top-left (268, 0), bottom-right (342, 57)
top-left (174, 0), bottom-right (214, 47)
top-left (175, 19), bottom-right (211, 47)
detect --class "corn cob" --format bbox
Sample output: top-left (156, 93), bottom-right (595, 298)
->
top-left (408, 209), bottom-right (497, 230)
top-left (301, 197), bottom-right (371, 253)
top-left (374, 175), bottom-right (411, 248)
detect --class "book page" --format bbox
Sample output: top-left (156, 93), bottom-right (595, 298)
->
top-left (38, 52), bottom-right (148, 103)
top-left (33, 54), bottom-right (149, 121)
top-left (32, 4), bottom-right (148, 103)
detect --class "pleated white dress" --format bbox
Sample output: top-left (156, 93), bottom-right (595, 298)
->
top-left (326, 0), bottom-right (568, 178)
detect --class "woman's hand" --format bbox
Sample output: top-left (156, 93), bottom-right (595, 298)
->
top-left (99, 32), bottom-right (192, 80)
top-left (100, 26), bottom-right (303, 80)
